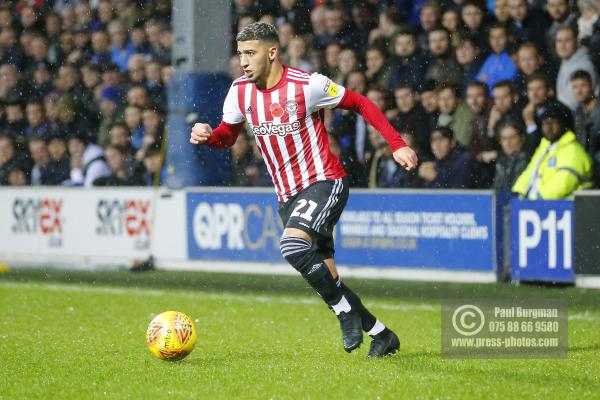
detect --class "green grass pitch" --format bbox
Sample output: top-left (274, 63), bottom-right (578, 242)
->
top-left (1, 268), bottom-right (599, 399)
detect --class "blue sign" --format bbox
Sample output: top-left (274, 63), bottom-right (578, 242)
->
top-left (334, 192), bottom-right (496, 271)
top-left (510, 199), bottom-right (574, 283)
top-left (187, 191), bottom-right (283, 262)
top-left (186, 190), bottom-right (497, 272)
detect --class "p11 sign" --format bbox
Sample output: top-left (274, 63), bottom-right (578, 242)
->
top-left (511, 199), bottom-right (574, 283)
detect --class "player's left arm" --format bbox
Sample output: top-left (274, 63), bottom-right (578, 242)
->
top-left (308, 73), bottom-right (417, 170)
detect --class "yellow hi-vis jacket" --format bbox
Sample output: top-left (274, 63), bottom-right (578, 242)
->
top-left (512, 130), bottom-right (593, 199)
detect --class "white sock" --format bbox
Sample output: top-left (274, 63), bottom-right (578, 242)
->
top-left (367, 320), bottom-right (386, 336)
top-left (331, 295), bottom-right (352, 315)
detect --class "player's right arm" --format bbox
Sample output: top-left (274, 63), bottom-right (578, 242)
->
top-left (189, 84), bottom-right (245, 148)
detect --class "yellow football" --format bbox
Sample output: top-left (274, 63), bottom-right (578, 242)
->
top-left (146, 311), bottom-right (197, 361)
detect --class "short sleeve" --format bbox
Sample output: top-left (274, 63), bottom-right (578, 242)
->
top-left (307, 73), bottom-right (346, 112)
top-left (222, 84), bottom-right (245, 124)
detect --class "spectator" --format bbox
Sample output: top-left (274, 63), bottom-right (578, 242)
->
top-left (577, 0), bottom-right (599, 41)
top-left (0, 63), bottom-right (26, 103)
top-left (416, 1), bottom-right (441, 51)
top-left (368, 6), bottom-right (404, 51)
top-left (418, 79), bottom-right (439, 118)
top-left (229, 132), bottom-right (259, 186)
top-left (68, 24), bottom-right (92, 66)
top-left (108, 20), bottom-right (133, 71)
top-left (93, 144), bottom-right (142, 186)
top-left (145, 19), bottom-right (170, 64)
top-left (125, 105), bottom-right (144, 150)
top-left (65, 131), bottom-right (111, 187)
top-left (30, 61), bottom-right (54, 101)
top-left (522, 73), bottom-right (555, 151)
top-left (142, 142), bottom-right (166, 186)
top-left (97, 86), bottom-right (123, 147)
top-left (54, 64), bottom-right (99, 128)
top-left (513, 101), bottom-right (593, 198)
top-left (455, 35), bottom-right (483, 94)
top-left (487, 80), bottom-right (521, 139)
top-left (277, 0), bottom-right (310, 35)
top-left (477, 22), bottom-right (518, 89)
top-left (555, 25), bottom-right (597, 110)
top-left (24, 35), bottom-right (51, 80)
top-left (129, 22), bottom-right (152, 56)
top-left (436, 82), bottom-right (475, 148)
top-left (8, 167), bottom-right (28, 186)
top-left (570, 70), bottom-right (600, 182)
top-left (493, 121), bottom-right (530, 191)
top-left (3, 98), bottom-right (27, 142)
top-left (424, 27), bottom-right (462, 84)
top-left (349, 2), bottom-right (377, 50)
top-left (81, 63), bottom-right (102, 93)
top-left (90, 30), bottom-right (112, 67)
top-left (286, 37), bottom-right (315, 73)
top-left (29, 135), bottom-right (69, 185)
top-left (418, 127), bottom-right (477, 188)
top-left (51, 94), bottom-right (93, 143)
top-left (494, 0), bottom-right (512, 23)
top-left (508, 0), bottom-right (551, 55)
top-left (369, 130), bottom-right (422, 188)
top-left (364, 46), bottom-right (391, 90)
top-left (441, 9), bottom-right (461, 48)
top-left (95, 0), bottom-right (115, 31)
top-left (461, 1), bottom-right (488, 51)
top-left (546, 0), bottom-right (578, 52)
top-left (388, 83), bottom-right (433, 159)
top-left (514, 42), bottom-right (556, 99)
top-left (0, 135), bottom-right (27, 185)
top-left (466, 81), bottom-right (497, 187)
top-left (25, 101), bottom-right (50, 138)
top-left (145, 60), bottom-right (166, 111)
top-left (316, 6), bottom-right (353, 49)
top-left (387, 28), bottom-right (428, 91)
top-left (108, 122), bottom-right (133, 153)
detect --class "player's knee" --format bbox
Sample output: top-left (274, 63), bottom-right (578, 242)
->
top-left (279, 235), bottom-right (313, 274)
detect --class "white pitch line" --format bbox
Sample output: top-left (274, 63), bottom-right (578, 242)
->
top-left (2, 281), bottom-right (597, 319)
top-left (0, 281), bottom-right (436, 312)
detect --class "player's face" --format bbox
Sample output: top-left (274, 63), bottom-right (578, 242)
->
top-left (237, 40), bottom-right (276, 83)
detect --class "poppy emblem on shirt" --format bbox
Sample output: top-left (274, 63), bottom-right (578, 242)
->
top-left (285, 100), bottom-right (298, 115)
top-left (270, 103), bottom-right (285, 118)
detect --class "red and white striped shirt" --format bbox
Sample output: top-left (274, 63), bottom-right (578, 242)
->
top-left (222, 66), bottom-right (347, 203)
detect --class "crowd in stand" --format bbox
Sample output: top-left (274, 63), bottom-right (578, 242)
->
top-left (227, 0), bottom-right (600, 199)
top-left (0, 0), bottom-right (598, 199)
top-left (0, 0), bottom-right (171, 187)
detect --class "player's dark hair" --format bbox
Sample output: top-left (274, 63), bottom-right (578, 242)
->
top-left (236, 22), bottom-right (279, 44)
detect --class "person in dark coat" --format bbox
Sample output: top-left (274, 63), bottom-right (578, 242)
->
top-left (493, 121), bottom-right (530, 191)
top-left (418, 127), bottom-right (477, 189)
